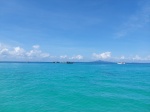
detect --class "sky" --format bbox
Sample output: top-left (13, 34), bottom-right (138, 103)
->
top-left (0, 0), bottom-right (150, 62)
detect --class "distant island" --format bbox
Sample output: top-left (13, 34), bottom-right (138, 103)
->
top-left (91, 60), bottom-right (115, 64)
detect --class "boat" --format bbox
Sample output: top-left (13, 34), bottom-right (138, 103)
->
top-left (52, 61), bottom-right (60, 63)
top-left (117, 62), bottom-right (125, 64)
top-left (66, 62), bottom-right (73, 64)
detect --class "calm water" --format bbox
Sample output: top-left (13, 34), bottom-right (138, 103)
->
top-left (0, 63), bottom-right (150, 112)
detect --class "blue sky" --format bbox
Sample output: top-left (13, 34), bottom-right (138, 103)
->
top-left (0, 0), bottom-right (150, 62)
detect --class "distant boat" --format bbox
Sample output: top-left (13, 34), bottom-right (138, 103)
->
top-left (52, 62), bottom-right (60, 63)
top-left (117, 62), bottom-right (125, 64)
top-left (66, 62), bottom-right (73, 64)
top-left (52, 61), bottom-right (73, 64)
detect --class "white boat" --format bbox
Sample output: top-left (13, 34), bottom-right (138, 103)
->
top-left (117, 62), bottom-right (125, 64)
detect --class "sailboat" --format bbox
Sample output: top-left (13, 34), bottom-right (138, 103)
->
top-left (117, 62), bottom-right (125, 64)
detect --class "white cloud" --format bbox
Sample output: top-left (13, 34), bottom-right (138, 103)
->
top-left (26, 49), bottom-right (40, 57)
top-left (0, 43), bottom-right (50, 60)
top-left (132, 55), bottom-right (142, 60)
top-left (120, 56), bottom-right (125, 59)
top-left (0, 44), bottom-right (85, 61)
top-left (0, 44), bottom-right (26, 58)
top-left (32, 45), bottom-right (40, 49)
top-left (70, 55), bottom-right (83, 60)
top-left (0, 44), bottom-right (10, 57)
top-left (26, 49), bottom-right (50, 59)
top-left (60, 55), bottom-right (67, 59)
top-left (1, 43), bottom-right (150, 62)
top-left (40, 53), bottom-right (50, 58)
top-left (93, 52), bottom-right (111, 59)
top-left (0, 48), bottom-right (9, 56)
top-left (11, 47), bottom-right (25, 56)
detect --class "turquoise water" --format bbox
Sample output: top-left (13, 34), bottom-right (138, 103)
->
top-left (0, 63), bottom-right (150, 112)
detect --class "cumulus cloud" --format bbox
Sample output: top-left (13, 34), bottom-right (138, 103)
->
top-left (60, 55), bottom-right (83, 60)
top-left (0, 44), bottom-right (50, 60)
top-left (60, 55), bottom-right (68, 59)
top-left (93, 52), bottom-right (111, 59)
top-left (1, 43), bottom-right (150, 62)
top-left (26, 45), bottom-right (50, 58)
top-left (32, 45), bottom-right (40, 49)
top-left (0, 48), bottom-right (9, 56)
top-left (120, 56), bottom-right (125, 59)
top-left (132, 55), bottom-right (142, 60)
top-left (0, 44), bottom-right (84, 61)
top-left (26, 45), bottom-right (50, 59)
top-left (0, 44), bottom-right (10, 56)
top-left (11, 47), bottom-right (26, 56)
top-left (70, 55), bottom-right (83, 60)
top-left (26, 50), bottom-right (39, 57)
top-left (40, 53), bottom-right (50, 58)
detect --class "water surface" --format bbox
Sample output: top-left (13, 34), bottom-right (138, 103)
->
top-left (0, 63), bottom-right (150, 112)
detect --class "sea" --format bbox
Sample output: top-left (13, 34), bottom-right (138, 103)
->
top-left (0, 62), bottom-right (150, 112)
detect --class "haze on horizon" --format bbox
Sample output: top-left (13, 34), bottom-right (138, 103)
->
top-left (0, 0), bottom-right (150, 62)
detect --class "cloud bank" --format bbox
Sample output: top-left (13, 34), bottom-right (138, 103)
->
top-left (0, 44), bottom-right (50, 60)
top-left (69, 55), bottom-right (83, 60)
top-left (0, 43), bottom-right (84, 61)
top-left (0, 43), bottom-right (150, 62)
top-left (93, 52), bottom-right (111, 59)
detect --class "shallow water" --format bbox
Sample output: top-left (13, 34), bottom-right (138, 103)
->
top-left (0, 63), bottom-right (150, 112)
